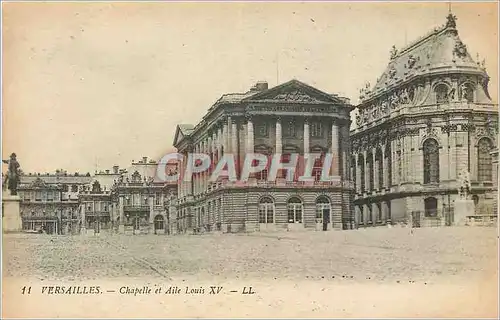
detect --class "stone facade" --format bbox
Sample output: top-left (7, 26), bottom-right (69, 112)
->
top-left (351, 14), bottom-right (498, 228)
top-left (16, 160), bottom-right (178, 235)
top-left (173, 79), bottom-right (355, 233)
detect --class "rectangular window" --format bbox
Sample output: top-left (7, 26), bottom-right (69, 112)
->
top-left (35, 191), bottom-right (42, 201)
top-left (311, 122), bottom-right (323, 137)
top-left (284, 122), bottom-right (297, 138)
top-left (256, 123), bottom-right (269, 138)
top-left (155, 193), bottom-right (161, 205)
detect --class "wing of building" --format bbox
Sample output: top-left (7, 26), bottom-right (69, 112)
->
top-left (173, 79), bottom-right (355, 233)
top-left (351, 13), bottom-right (498, 228)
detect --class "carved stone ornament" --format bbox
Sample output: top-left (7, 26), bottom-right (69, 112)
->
top-left (453, 40), bottom-right (467, 58)
top-left (407, 55), bottom-right (417, 69)
top-left (390, 45), bottom-right (398, 60)
top-left (272, 90), bottom-right (320, 103)
top-left (388, 66), bottom-right (397, 79)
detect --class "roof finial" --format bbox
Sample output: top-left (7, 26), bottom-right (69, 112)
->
top-left (446, 3), bottom-right (457, 29)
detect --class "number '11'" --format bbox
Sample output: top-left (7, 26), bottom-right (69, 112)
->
top-left (21, 286), bottom-right (31, 294)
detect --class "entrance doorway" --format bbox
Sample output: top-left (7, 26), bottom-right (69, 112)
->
top-left (316, 196), bottom-right (331, 231)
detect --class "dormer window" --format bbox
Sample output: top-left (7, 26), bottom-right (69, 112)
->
top-left (435, 84), bottom-right (449, 104)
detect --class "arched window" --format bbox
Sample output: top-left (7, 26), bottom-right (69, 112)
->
top-left (315, 196), bottom-right (331, 223)
top-left (478, 138), bottom-right (493, 182)
top-left (423, 139), bottom-right (440, 184)
top-left (154, 215), bottom-right (164, 231)
top-left (287, 197), bottom-right (303, 223)
top-left (424, 197), bottom-right (438, 217)
top-left (375, 148), bottom-right (383, 190)
top-left (366, 152), bottom-right (374, 191)
top-left (258, 197), bottom-right (274, 224)
top-left (358, 154), bottom-right (365, 192)
top-left (435, 84), bottom-right (449, 104)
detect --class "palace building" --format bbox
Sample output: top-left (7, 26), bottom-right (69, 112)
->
top-left (350, 13), bottom-right (498, 227)
top-left (173, 79), bottom-right (355, 233)
top-left (16, 159), bottom-right (178, 235)
top-left (18, 171), bottom-right (92, 234)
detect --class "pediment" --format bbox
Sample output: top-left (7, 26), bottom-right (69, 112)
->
top-left (173, 127), bottom-right (185, 146)
top-left (244, 79), bottom-right (343, 104)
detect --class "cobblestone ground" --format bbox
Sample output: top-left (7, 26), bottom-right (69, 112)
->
top-left (2, 226), bottom-right (498, 283)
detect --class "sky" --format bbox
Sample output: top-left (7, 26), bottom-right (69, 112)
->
top-left (2, 2), bottom-right (498, 174)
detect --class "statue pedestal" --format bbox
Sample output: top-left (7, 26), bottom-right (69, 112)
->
top-left (454, 199), bottom-right (474, 226)
top-left (2, 193), bottom-right (22, 232)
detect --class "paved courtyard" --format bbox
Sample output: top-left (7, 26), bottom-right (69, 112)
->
top-left (3, 226), bottom-right (498, 284)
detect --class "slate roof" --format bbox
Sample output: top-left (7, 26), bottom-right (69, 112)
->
top-left (367, 14), bottom-right (484, 96)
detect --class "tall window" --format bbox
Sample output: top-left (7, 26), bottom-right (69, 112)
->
top-left (435, 84), bottom-right (449, 104)
top-left (424, 197), bottom-right (438, 217)
top-left (377, 203), bottom-right (382, 221)
top-left (287, 197), bottom-right (303, 223)
top-left (423, 139), bottom-right (440, 184)
top-left (315, 196), bottom-right (331, 222)
top-left (367, 152), bottom-right (374, 191)
top-left (311, 122), bottom-right (323, 137)
top-left (385, 144), bottom-right (392, 187)
top-left (259, 197), bottom-right (274, 224)
top-left (376, 149), bottom-right (383, 190)
top-left (478, 138), bottom-right (493, 182)
top-left (285, 121), bottom-right (297, 137)
top-left (155, 192), bottom-right (161, 205)
top-left (154, 215), bottom-right (164, 230)
top-left (358, 154), bottom-right (365, 192)
top-left (256, 123), bottom-right (269, 138)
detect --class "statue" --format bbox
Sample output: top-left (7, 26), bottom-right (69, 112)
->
top-left (2, 153), bottom-right (21, 196)
top-left (446, 13), bottom-right (457, 29)
top-left (458, 169), bottom-right (471, 200)
top-left (390, 45), bottom-right (398, 60)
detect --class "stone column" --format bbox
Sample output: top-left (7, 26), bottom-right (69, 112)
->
top-left (227, 117), bottom-right (232, 153)
top-left (247, 116), bottom-right (254, 154)
top-left (382, 201), bottom-right (389, 223)
top-left (217, 126), bottom-right (223, 160)
top-left (355, 154), bottom-right (361, 193)
top-left (149, 195), bottom-right (154, 233)
top-left (331, 121), bottom-right (340, 177)
top-left (382, 145), bottom-right (388, 189)
top-left (118, 196), bottom-right (124, 233)
top-left (342, 125), bottom-right (350, 182)
top-left (363, 150), bottom-right (369, 192)
top-left (223, 119), bottom-right (228, 154)
top-left (231, 121), bottom-right (238, 175)
top-left (372, 202), bottom-right (379, 224)
top-left (303, 119), bottom-right (310, 154)
top-left (354, 205), bottom-right (361, 228)
top-left (276, 117), bottom-right (282, 154)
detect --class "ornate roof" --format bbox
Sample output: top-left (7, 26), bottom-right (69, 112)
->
top-left (360, 13), bottom-right (488, 102)
top-left (19, 177), bottom-right (63, 190)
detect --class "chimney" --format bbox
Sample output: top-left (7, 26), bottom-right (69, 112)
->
top-left (142, 156), bottom-right (147, 163)
top-left (113, 165), bottom-right (119, 174)
top-left (255, 81), bottom-right (268, 91)
top-left (105, 169), bottom-right (110, 174)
